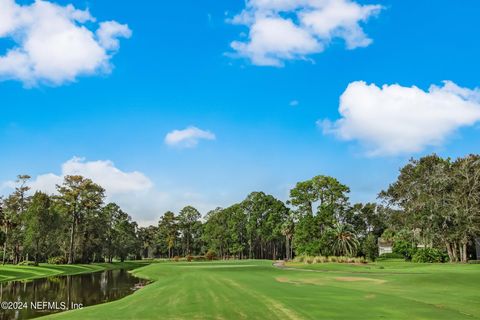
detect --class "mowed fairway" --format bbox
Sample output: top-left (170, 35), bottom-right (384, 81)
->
top-left (47, 260), bottom-right (480, 320)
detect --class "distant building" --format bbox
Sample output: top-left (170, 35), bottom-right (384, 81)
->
top-left (378, 238), bottom-right (393, 256)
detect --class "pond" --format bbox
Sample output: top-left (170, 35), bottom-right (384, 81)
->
top-left (0, 268), bottom-right (149, 319)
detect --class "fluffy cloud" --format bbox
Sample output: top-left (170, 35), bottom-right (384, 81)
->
top-left (229, 0), bottom-right (381, 66)
top-left (165, 126), bottom-right (216, 148)
top-left (321, 81), bottom-right (480, 155)
top-left (0, 0), bottom-right (131, 86)
top-left (1, 157), bottom-right (219, 226)
top-left (28, 157), bottom-right (153, 195)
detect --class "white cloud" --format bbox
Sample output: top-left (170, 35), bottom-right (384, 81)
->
top-left (96, 21), bottom-right (132, 51)
top-left (28, 157), bottom-right (153, 196)
top-left (1, 157), bottom-right (219, 226)
top-left (229, 0), bottom-right (381, 66)
top-left (0, 0), bottom-right (131, 86)
top-left (321, 81), bottom-right (480, 156)
top-left (290, 100), bottom-right (299, 106)
top-left (165, 126), bottom-right (216, 148)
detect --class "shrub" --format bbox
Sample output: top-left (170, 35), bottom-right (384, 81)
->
top-left (295, 255), bottom-right (306, 263)
top-left (313, 256), bottom-right (328, 263)
top-left (363, 234), bottom-right (379, 261)
top-left (355, 257), bottom-right (368, 264)
top-left (205, 250), bottom-right (216, 261)
top-left (192, 255), bottom-right (206, 261)
top-left (292, 255), bottom-right (368, 265)
top-left (379, 252), bottom-right (404, 260)
top-left (186, 255), bottom-right (193, 262)
top-left (47, 256), bottom-right (66, 265)
top-left (468, 260), bottom-right (480, 264)
top-left (393, 240), bottom-right (417, 261)
top-left (172, 256), bottom-right (180, 262)
top-left (412, 248), bottom-right (447, 263)
top-left (18, 260), bottom-right (37, 266)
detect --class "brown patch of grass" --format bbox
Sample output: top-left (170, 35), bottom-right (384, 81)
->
top-left (335, 277), bottom-right (386, 284)
top-left (275, 277), bottom-right (324, 286)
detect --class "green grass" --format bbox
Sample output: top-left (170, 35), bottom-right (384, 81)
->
top-left (41, 259), bottom-right (480, 320)
top-left (0, 261), bottom-right (147, 283)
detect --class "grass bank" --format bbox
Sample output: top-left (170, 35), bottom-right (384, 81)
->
top-left (0, 261), bottom-right (148, 283)
top-left (45, 259), bottom-right (480, 320)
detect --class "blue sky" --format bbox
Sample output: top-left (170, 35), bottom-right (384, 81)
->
top-left (1, 0), bottom-right (480, 224)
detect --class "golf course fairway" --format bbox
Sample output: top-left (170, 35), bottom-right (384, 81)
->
top-left (45, 260), bottom-right (480, 320)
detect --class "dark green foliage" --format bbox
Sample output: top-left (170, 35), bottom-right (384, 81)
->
top-left (328, 223), bottom-right (359, 257)
top-left (24, 192), bottom-right (61, 264)
top-left (362, 234), bottom-right (378, 261)
top-left (393, 240), bottom-right (417, 261)
top-left (0, 230), bottom-right (5, 246)
top-left (3, 153), bottom-right (480, 265)
top-left (412, 248), bottom-right (448, 263)
top-left (378, 252), bottom-right (404, 260)
top-left (178, 206), bottom-right (202, 256)
top-left (294, 214), bottom-right (321, 256)
top-left (380, 154), bottom-right (480, 263)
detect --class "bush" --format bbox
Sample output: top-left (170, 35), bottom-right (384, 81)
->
top-left (393, 240), bottom-right (417, 261)
top-left (18, 260), bottom-right (37, 266)
top-left (293, 255), bottom-right (367, 265)
top-left (172, 256), bottom-right (180, 262)
top-left (295, 255), bottom-right (306, 263)
top-left (192, 255), bottom-right (206, 261)
top-left (205, 250), bottom-right (216, 261)
top-left (468, 260), bottom-right (480, 264)
top-left (313, 256), bottom-right (328, 263)
top-left (379, 252), bottom-right (404, 260)
top-left (47, 256), bottom-right (66, 265)
top-left (354, 257), bottom-right (368, 264)
top-left (412, 248), bottom-right (447, 263)
top-left (186, 255), bottom-right (193, 262)
top-left (363, 234), bottom-right (379, 261)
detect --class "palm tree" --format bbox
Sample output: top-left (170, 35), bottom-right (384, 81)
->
top-left (281, 219), bottom-right (294, 260)
top-left (329, 223), bottom-right (359, 257)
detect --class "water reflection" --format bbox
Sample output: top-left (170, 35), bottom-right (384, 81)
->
top-left (0, 269), bottom-right (149, 319)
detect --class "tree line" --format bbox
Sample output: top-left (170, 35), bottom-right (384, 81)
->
top-left (1, 154), bottom-right (479, 265)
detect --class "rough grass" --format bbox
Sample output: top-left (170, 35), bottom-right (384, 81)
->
top-left (41, 259), bottom-right (480, 320)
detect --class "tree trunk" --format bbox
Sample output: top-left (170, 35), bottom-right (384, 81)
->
top-left (452, 242), bottom-right (459, 262)
top-left (35, 241), bottom-right (39, 265)
top-left (285, 236), bottom-right (290, 260)
top-left (461, 242), bottom-right (468, 263)
top-left (445, 242), bottom-right (454, 262)
top-left (68, 218), bottom-right (76, 264)
top-left (2, 226), bottom-right (7, 265)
